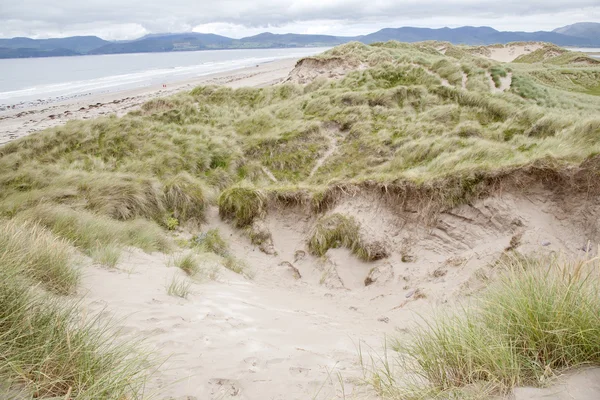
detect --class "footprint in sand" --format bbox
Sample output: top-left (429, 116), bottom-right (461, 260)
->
top-left (208, 378), bottom-right (242, 398)
top-left (289, 366), bottom-right (311, 377)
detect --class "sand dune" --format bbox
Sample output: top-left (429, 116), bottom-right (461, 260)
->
top-left (472, 43), bottom-right (543, 62)
top-left (79, 184), bottom-right (600, 399)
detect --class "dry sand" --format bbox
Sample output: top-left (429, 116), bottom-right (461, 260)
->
top-left (0, 58), bottom-right (298, 145)
top-left (81, 184), bottom-right (600, 399)
top-left (475, 43), bottom-right (543, 63)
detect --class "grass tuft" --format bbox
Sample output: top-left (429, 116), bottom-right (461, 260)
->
top-left (91, 245), bottom-right (122, 268)
top-left (218, 184), bottom-right (266, 227)
top-left (19, 204), bottom-right (171, 254)
top-left (173, 253), bottom-right (200, 276)
top-left (193, 228), bottom-right (229, 257)
top-left (166, 276), bottom-right (192, 298)
top-left (163, 172), bottom-right (206, 223)
top-left (381, 254), bottom-right (600, 398)
top-left (0, 219), bottom-right (78, 295)
top-left (308, 213), bottom-right (385, 261)
top-left (0, 219), bottom-right (149, 398)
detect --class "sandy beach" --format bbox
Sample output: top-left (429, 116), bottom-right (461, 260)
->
top-left (0, 57), bottom-right (298, 146)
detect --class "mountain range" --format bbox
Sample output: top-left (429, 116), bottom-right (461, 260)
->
top-left (1, 22), bottom-right (599, 59)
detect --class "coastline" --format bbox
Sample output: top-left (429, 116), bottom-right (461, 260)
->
top-left (0, 57), bottom-right (298, 146)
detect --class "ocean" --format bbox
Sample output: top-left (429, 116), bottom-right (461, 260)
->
top-left (0, 47), bottom-right (329, 108)
top-left (566, 47), bottom-right (600, 58)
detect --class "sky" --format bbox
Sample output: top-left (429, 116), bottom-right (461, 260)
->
top-left (0, 0), bottom-right (599, 40)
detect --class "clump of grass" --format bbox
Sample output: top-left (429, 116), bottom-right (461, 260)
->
top-left (218, 184), bottom-right (266, 227)
top-left (455, 121), bottom-right (482, 138)
top-left (173, 253), bottom-right (199, 276)
top-left (91, 245), bottom-right (122, 268)
top-left (193, 229), bottom-right (229, 257)
top-left (166, 276), bottom-right (192, 298)
top-left (19, 204), bottom-right (171, 254)
top-left (163, 172), bottom-right (206, 223)
top-left (0, 219), bottom-right (77, 295)
top-left (308, 213), bottom-right (384, 261)
top-left (384, 255), bottom-right (600, 398)
top-left (223, 255), bottom-right (250, 277)
top-left (0, 219), bottom-right (149, 398)
top-left (490, 66), bottom-right (507, 88)
top-left (77, 173), bottom-right (166, 221)
top-left (308, 213), bottom-right (360, 257)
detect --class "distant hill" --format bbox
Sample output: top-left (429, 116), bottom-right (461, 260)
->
top-left (0, 36), bottom-right (109, 55)
top-left (554, 22), bottom-right (600, 41)
top-left (359, 26), bottom-right (599, 46)
top-left (89, 33), bottom-right (234, 54)
top-left (1, 25), bottom-right (599, 59)
top-left (236, 32), bottom-right (350, 48)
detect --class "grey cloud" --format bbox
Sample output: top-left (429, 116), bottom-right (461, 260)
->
top-left (1, 0), bottom-right (598, 38)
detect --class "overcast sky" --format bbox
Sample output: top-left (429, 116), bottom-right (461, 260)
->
top-left (0, 0), bottom-right (599, 40)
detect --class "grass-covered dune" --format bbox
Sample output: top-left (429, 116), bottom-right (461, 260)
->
top-left (2, 42), bottom-right (600, 224)
top-left (1, 41), bottom-right (600, 397)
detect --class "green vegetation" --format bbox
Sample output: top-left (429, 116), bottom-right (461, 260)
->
top-left (218, 185), bottom-right (266, 227)
top-left (369, 255), bottom-right (600, 398)
top-left (2, 42), bottom-right (600, 230)
top-left (490, 66), bottom-right (507, 88)
top-left (0, 220), bottom-right (148, 398)
top-left (0, 220), bottom-right (77, 295)
top-left (174, 253), bottom-right (200, 276)
top-left (308, 213), bottom-right (386, 261)
top-left (91, 245), bottom-right (122, 268)
top-left (514, 45), bottom-right (600, 65)
top-left (193, 228), bottom-right (229, 257)
top-left (16, 204), bottom-right (171, 255)
top-left (223, 255), bottom-right (248, 275)
top-left (191, 229), bottom-right (249, 276)
top-left (166, 275), bottom-right (192, 298)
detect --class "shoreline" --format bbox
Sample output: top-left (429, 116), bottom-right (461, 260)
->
top-left (0, 57), bottom-right (299, 146)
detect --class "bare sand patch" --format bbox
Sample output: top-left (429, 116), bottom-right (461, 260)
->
top-left (79, 183), bottom-right (600, 399)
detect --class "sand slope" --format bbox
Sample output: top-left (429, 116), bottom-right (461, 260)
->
top-left (79, 182), bottom-right (600, 399)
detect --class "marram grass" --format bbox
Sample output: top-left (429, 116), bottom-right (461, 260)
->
top-left (367, 254), bottom-right (600, 399)
top-left (0, 219), bottom-right (150, 399)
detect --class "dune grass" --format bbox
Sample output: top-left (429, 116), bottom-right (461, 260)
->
top-left (222, 255), bottom-right (249, 276)
top-left (18, 204), bottom-right (171, 255)
top-left (0, 219), bottom-right (149, 399)
top-left (0, 219), bottom-right (78, 295)
top-left (307, 213), bottom-right (385, 261)
top-left (174, 252), bottom-right (200, 276)
top-left (90, 245), bottom-right (122, 268)
top-left (1, 42), bottom-right (599, 229)
top-left (368, 254), bottom-right (600, 399)
top-left (308, 213), bottom-right (361, 257)
top-left (193, 228), bottom-right (230, 257)
top-left (166, 275), bottom-right (192, 298)
top-left (218, 184), bottom-right (266, 227)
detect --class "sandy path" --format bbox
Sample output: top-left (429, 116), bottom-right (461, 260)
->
top-left (0, 58), bottom-right (298, 146)
top-left (487, 71), bottom-right (513, 94)
top-left (409, 63), bottom-right (452, 87)
top-left (309, 127), bottom-right (338, 178)
top-left (84, 258), bottom-right (378, 400)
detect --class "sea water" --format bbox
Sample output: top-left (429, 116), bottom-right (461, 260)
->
top-left (0, 47), bottom-right (329, 108)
